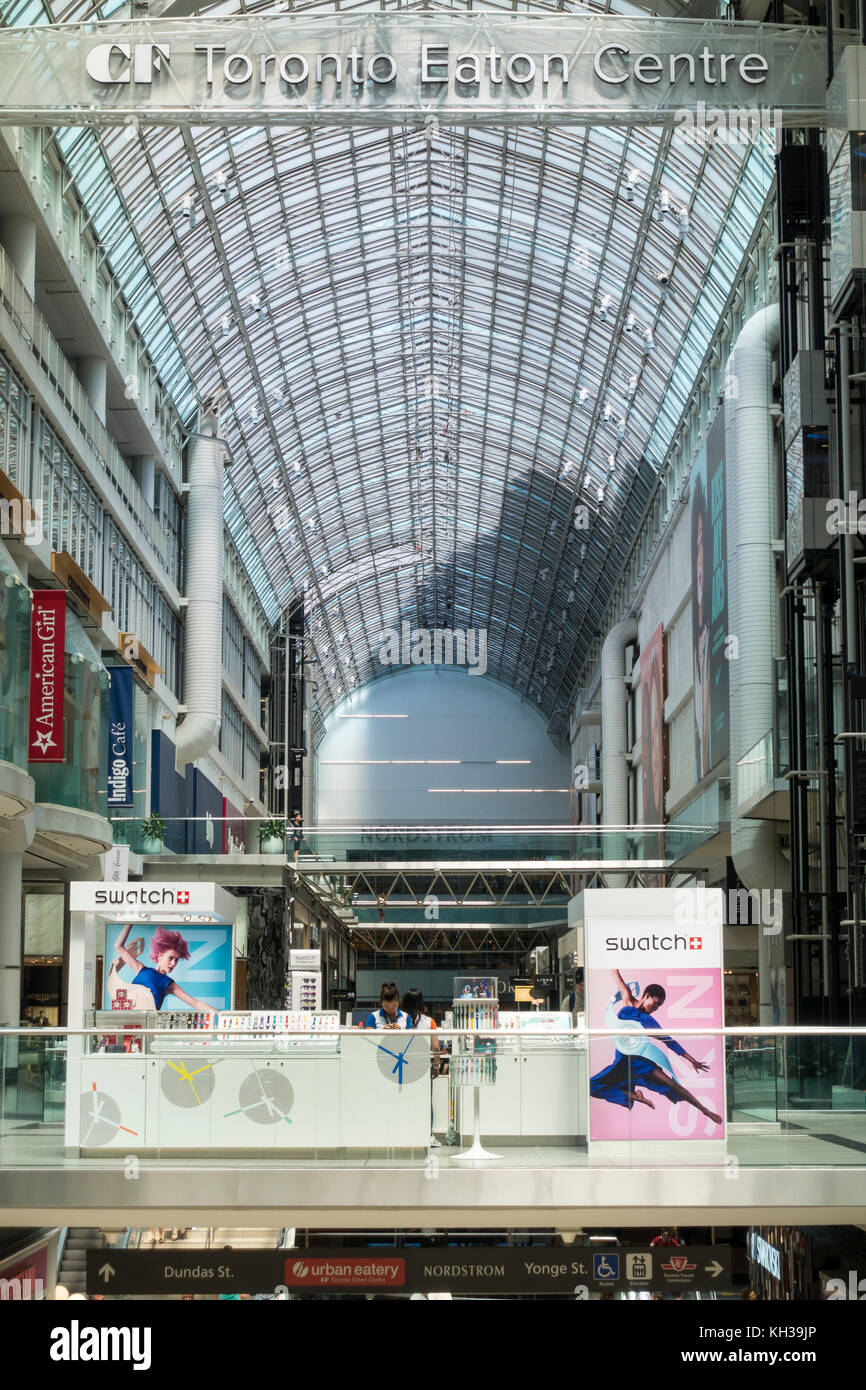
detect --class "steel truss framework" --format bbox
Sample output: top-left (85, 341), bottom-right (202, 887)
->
top-left (304, 862), bottom-right (695, 906)
top-left (350, 924), bottom-right (545, 952)
top-left (0, 0), bottom-right (786, 741)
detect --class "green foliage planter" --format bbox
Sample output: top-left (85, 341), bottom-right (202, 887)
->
top-left (141, 813), bottom-right (167, 856)
top-left (258, 819), bottom-right (287, 855)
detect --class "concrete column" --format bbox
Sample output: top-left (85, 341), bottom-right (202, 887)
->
top-left (0, 215), bottom-right (37, 297)
top-left (135, 455), bottom-right (156, 509)
top-left (75, 355), bottom-right (107, 424)
top-left (0, 852), bottom-right (24, 1026)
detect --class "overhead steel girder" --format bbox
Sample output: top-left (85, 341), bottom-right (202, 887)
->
top-left (0, 17), bottom-right (837, 128)
top-left (299, 861), bottom-right (691, 904)
top-left (349, 926), bottom-right (545, 953)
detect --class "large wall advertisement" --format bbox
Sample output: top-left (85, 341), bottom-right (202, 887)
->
top-left (585, 888), bottom-right (725, 1142)
top-left (102, 922), bottom-right (233, 1013)
top-left (690, 408), bottom-right (729, 780)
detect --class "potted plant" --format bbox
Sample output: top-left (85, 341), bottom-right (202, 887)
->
top-left (258, 818), bottom-right (286, 855)
top-left (141, 812), bottom-right (167, 855)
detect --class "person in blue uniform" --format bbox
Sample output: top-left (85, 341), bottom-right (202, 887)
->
top-left (590, 969), bottom-right (722, 1125)
top-left (364, 981), bottom-right (407, 1029)
top-left (111, 923), bottom-right (212, 1012)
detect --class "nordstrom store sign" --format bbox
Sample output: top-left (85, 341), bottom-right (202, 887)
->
top-left (0, 16), bottom-right (837, 125)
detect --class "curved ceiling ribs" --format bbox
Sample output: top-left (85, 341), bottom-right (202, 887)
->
top-left (4, 1), bottom-right (773, 732)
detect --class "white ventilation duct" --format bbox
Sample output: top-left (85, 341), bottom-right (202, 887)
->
top-left (601, 618), bottom-right (638, 880)
top-left (725, 305), bottom-right (789, 1020)
top-left (175, 418), bottom-right (226, 769)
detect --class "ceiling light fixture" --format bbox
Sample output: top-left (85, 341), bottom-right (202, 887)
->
top-left (210, 169), bottom-right (230, 204)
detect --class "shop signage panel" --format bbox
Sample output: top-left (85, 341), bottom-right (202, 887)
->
top-left (87, 1245), bottom-right (731, 1295)
top-left (584, 887), bottom-right (726, 1143)
top-left (0, 18), bottom-right (838, 127)
top-left (28, 589), bottom-right (65, 763)
top-left (70, 880), bottom-right (236, 922)
top-left (107, 666), bottom-right (134, 807)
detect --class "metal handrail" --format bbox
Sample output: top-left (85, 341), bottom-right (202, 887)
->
top-left (3, 1026), bottom-right (866, 1039)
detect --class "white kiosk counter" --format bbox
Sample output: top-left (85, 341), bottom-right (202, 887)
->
top-left (458, 1013), bottom-right (587, 1143)
top-left (74, 1014), bottom-right (433, 1152)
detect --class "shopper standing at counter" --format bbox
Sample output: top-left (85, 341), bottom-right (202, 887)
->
top-left (403, 987), bottom-right (441, 1067)
top-left (364, 981), bottom-right (407, 1029)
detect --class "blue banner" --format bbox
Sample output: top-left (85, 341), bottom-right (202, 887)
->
top-left (107, 666), bottom-right (134, 807)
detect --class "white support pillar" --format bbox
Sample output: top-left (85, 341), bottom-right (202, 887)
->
top-left (0, 214), bottom-right (37, 297)
top-left (76, 355), bottom-right (107, 424)
top-left (0, 852), bottom-right (23, 1025)
top-left (134, 455), bottom-right (156, 509)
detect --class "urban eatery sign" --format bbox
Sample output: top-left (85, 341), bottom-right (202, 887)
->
top-left (28, 590), bottom-right (65, 764)
top-left (0, 17), bottom-right (837, 126)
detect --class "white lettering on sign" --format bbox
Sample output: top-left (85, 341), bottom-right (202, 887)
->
top-left (85, 42), bottom-right (170, 84)
top-left (84, 40), bottom-right (770, 93)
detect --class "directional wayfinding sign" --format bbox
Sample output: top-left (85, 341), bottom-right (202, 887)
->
top-left (88, 1245), bottom-right (731, 1296)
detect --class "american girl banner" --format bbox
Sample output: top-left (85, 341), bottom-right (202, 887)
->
top-left (28, 590), bottom-right (66, 762)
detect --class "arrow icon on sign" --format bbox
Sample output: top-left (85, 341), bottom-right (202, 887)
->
top-left (98, 1262), bottom-right (116, 1284)
top-left (705, 1260), bottom-right (723, 1278)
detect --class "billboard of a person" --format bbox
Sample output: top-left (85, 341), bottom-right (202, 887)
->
top-left (590, 970), bottom-right (722, 1126)
top-left (107, 924), bottom-right (213, 1012)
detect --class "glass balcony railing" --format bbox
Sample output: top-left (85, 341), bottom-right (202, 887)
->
top-left (737, 731), bottom-right (775, 806)
top-left (2, 1027), bottom-right (865, 1171)
top-left (111, 819), bottom-right (716, 864)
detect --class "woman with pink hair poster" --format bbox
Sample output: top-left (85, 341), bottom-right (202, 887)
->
top-left (108, 923), bottom-right (213, 1012)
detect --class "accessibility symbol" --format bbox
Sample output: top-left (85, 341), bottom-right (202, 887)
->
top-left (627, 1253), bottom-right (652, 1282)
top-left (593, 1253), bottom-right (620, 1282)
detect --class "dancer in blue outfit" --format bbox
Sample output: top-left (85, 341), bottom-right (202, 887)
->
top-left (591, 969), bottom-right (722, 1125)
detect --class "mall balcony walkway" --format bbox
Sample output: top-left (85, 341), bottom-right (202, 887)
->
top-left (3, 1029), bottom-right (865, 1230)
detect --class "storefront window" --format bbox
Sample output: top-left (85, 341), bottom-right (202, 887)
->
top-left (30, 604), bottom-right (109, 816)
top-left (0, 550), bottom-right (31, 768)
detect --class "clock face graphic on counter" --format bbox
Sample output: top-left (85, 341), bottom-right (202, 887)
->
top-left (160, 1059), bottom-right (216, 1108)
top-left (80, 1083), bottom-right (139, 1145)
top-left (224, 1067), bottom-right (294, 1126)
top-left (375, 1033), bottom-right (428, 1087)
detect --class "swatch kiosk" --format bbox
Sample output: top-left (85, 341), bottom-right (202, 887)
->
top-left (66, 881), bottom-right (430, 1153)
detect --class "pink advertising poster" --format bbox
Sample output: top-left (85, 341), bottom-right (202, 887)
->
top-left (584, 888), bottom-right (725, 1142)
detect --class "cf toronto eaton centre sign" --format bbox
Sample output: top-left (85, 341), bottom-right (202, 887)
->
top-left (0, 16), bottom-right (836, 126)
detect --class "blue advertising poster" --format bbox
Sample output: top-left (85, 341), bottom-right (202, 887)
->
top-left (102, 922), bottom-right (233, 1012)
top-left (107, 666), bottom-right (134, 807)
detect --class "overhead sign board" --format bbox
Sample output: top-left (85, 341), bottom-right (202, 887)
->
top-left (0, 17), bottom-right (839, 127)
top-left (69, 880), bottom-right (237, 924)
top-left (88, 1244), bottom-right (731, 1295)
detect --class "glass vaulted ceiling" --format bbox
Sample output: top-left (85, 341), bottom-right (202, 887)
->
top-left (1, 2), bottom-right (774, 730)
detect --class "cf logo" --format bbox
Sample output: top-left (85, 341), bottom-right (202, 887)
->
top-left (85, 43), bottom-right (170, 84)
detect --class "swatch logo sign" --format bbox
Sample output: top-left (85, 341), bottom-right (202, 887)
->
top-left (285, 1256), bottom-right (405, 1288)
top-left (603, 934), bottom-right (704, 953)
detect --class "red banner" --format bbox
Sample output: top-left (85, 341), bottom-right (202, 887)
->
top-left (28, 590), bottom-right (65, 762)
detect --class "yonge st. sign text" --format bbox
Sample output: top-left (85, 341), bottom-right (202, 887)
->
top-left (0, 17), bottom-right (838, 124)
